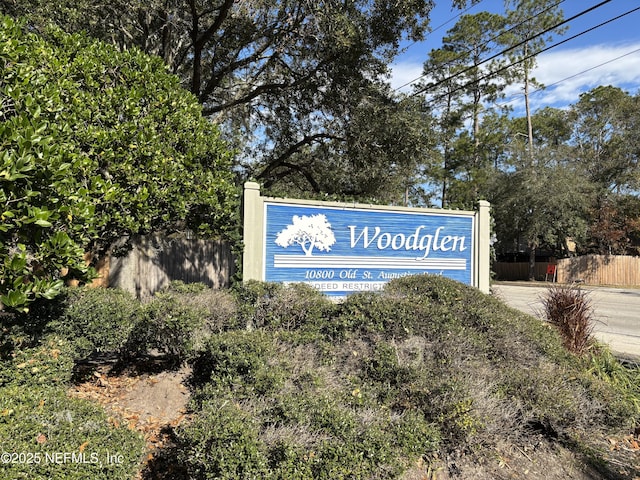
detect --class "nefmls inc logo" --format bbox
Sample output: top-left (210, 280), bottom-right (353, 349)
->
top-left (265, 204), bottom-right (474, 296)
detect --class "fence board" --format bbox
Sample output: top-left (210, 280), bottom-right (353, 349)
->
top-left (108, 235), bottom-right (234, 299)
top-left (556, 255), bottom-right (640, 285)
top-left (495, 255), bottom-right (640, 286)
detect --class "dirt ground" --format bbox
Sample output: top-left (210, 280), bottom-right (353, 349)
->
top-left (68, 361), bottom-right (192, 476)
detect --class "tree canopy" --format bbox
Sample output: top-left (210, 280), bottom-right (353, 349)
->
top-left (0, 15), bottom-right (237, 310)
top-left (1, 0), bottom-right (469, 201)
top-left (2, 0), bottom-right (640, 284)
top-left (410, 1), bottom-right (640, 268)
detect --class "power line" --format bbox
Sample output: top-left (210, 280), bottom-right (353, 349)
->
top-left (398, 0), bottom-right (485, 58)
top-left (414, 1), bottom-right (640, 111)
top-left (394, 0), bottom-right (566, 93)
top-left (497, 46), bottom-right (640, 109)
top-left (411, 0), bottom-right (612, 98)
top-left (484, 4), bottom-right (640, 108)
top-left (427, 0), bottom-right (484, 37)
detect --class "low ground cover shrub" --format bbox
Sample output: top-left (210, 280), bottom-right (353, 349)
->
top-left (177, 329), bottom-right (443, 480)
top-left (44, 283), bottom-right (237, 365)
top-left (0, 335), bottom-right (145, 480)
top-left (189, 330), bottom-right (285, 396)
top-left (47, 287), bottom-right (141, 361)
top-left (0, 281), bottom-right (238, 480)
top-left (162, 281), bottom-right (239, 334)
top-left (169, 276), bottom-right (640, 478)
top-left (133, 292), bottom-right (205, 364)
top-left (233, 281), bottom-right (336, 332)
top-left (3, 276), bottom-right (640, 479)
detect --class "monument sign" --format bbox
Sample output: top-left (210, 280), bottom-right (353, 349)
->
top-left (243, 182), bottom-right (491, 296)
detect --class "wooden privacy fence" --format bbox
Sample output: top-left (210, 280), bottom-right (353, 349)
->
top-left (103, 234), bottom-right (234, 299)
top-left (556, 255), bottom-right (640, 285)
top-left (494, 255), bottom-right (640, 286)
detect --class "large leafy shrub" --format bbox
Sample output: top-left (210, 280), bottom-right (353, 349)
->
top-left (0, 15), bottom-right (238, 311)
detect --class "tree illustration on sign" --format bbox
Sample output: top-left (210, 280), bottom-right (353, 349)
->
top-left (275, 214), bottom-right (336, 256)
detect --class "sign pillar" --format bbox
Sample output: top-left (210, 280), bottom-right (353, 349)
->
top-left (242, 181), bottom-right (264, 281)
top-left (476, 200), bottom-right (491, 294)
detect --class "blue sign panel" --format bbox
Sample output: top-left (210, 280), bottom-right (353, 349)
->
top-left (264, 203), bottom-right (475, 296)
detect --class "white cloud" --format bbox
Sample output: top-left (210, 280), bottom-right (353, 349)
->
top-left (388, 60), bottom-right (424, 94)
top-left (502, 42), bottom-right (640, 112)
top-left (391, 42), bottom-right (640, 113)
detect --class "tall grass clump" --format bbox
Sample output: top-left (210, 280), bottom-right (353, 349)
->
top-left (542, 284), bottom-right (594, 355)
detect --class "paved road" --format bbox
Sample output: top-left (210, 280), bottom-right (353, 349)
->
top-left (492, 282), bottom-right (640, 360)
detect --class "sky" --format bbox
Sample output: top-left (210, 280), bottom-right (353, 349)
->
top-left (390, 0), bottom-right (640, 114)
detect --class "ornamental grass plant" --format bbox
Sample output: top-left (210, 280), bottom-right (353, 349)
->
top-left (542, 283), bottom-right (595, 355)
